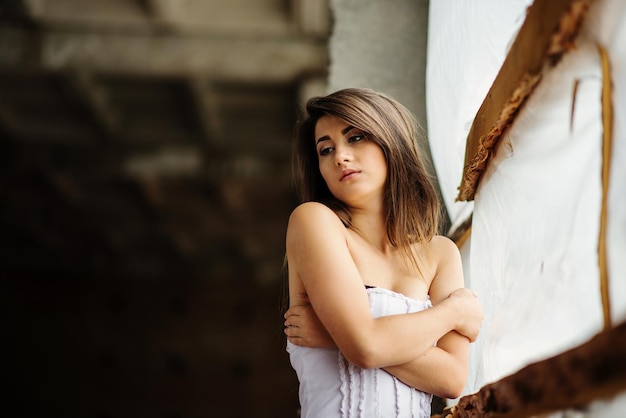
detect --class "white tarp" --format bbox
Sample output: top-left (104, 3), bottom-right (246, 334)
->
top-left (426, 0), bottom-right (626, 414)
top-left (426, 0), bottom-right (533, 230)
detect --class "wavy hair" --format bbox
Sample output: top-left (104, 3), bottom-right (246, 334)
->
top-left (292, 88), bottom-right (441, 270)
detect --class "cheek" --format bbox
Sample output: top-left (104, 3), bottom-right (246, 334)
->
top-left (318, 160), bottom-right (333, 184)
top-left (372, 152), bottom-right (388, 178)
top-left (379, 166), bottom-right (389, 186)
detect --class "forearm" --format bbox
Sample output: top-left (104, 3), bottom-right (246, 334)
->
top-left (383, 344), bottom-right (469, 399)
top-left (354, 300), bottom-right (460, 368)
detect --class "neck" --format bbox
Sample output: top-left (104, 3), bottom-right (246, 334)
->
top-left (348, 203), bottom-right (393, 254)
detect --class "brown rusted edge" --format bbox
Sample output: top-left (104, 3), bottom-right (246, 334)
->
top-left (456, 0), bottom-right (594, 201)
top-left (432, 321), bottom-right (626, 418)
top-left (596, 43), bottom-right (613, 331)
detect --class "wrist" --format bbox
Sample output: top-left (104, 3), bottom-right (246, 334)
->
top-left (440, 296), bottom-right (462, 333)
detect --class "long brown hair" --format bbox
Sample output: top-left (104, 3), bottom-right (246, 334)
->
top-left (292, 87), bottom-right (441, 271)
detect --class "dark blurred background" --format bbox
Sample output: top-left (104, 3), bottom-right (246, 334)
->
top-left (0, 1), bottom-right (330, 417)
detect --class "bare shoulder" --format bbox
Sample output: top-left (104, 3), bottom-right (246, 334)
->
top-left (287, 202), bottom-right (346, 246)
top-left (286, 202), bottom-right (358, 307)
top-left (289, 201), bottom-right (342, 225)
top-left (429, 235), bottom-right (461, 261)
top-left (289, 202), bottom-right (343, 228)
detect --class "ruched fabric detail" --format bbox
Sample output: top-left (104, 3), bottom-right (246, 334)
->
top-left (287, 287), bottom-right (433, 417)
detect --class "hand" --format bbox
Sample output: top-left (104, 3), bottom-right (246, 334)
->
top-left (284, 304), bottom-right (336, 348)
top-left (447, 288), bottom-right (484, 342)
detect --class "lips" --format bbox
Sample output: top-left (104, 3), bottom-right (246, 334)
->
top-left (340, 169), bottom-right (359, 182)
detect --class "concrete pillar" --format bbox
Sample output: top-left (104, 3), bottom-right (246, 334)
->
top-left (326, 0), bottom-right (449, 226)
top-left (326, 0), bottom-right (429, 130)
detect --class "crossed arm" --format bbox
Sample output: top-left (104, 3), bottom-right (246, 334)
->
top-left (285, 303), bottom-right (471, 398)
top-left (284, 202), bottom-right (482, 398)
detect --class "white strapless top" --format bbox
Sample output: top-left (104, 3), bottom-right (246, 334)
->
top-left (286, 287), bottom-right (433, 418)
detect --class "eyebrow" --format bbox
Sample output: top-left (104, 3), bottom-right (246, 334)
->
top-left (315, 125), bottom-right (356, 145)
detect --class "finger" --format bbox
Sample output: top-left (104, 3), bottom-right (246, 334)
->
top-left (290, 304), bottom-right (312, 315)
top-left (284, 316), bottom-right (301, 327)
top-left (287, 336), bottom-right (303, 346)
top-left (284, 311), bottom-right (299, 320)
top-left (285, 327), bottom-right (303, 339)
top-left (284, 306), bottom-right (303, 319)
top-left (284, 321), bottom-right (299, 330)
top-left (284, 305), bottom-right (302, 318)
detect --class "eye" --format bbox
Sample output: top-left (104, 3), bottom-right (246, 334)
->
top-left (348, 133), bottom-right (365, 143)
top-left (319, 146), bottom-right (333, 156)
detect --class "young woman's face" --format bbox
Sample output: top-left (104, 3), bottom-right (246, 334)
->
top-left (314, 114), bottom-right (387, 207)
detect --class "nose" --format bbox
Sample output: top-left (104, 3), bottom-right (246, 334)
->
top-left (335, 145), bottom-right (352, 166)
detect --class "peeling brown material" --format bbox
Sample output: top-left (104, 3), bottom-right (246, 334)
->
top-left (597, 43), bottom-right (613, 331)
top-left (547, 0), bottom-right (592, 64)
top-left (457, 0), bottom-right (594, 201)
top-left (433, 321), bottom-right (626, 418)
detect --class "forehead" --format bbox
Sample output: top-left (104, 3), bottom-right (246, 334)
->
top-left (314, 114), bottom-right (350, 139)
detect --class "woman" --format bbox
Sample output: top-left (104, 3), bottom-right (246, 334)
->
top-left (284, 88), bottom-right (483, 417)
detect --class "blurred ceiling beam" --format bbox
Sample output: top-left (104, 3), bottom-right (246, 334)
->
top-left (0, 26), bottom-right (327, 83)
top-left (292, 0), bottom-right (331, 36)
top-left (3, 0), bottom-right (331, 36)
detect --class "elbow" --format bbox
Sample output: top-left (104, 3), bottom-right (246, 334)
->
top-left (438, 382), bottom-right (465, 400)
top-left (343, 347), bottom-right (379, 369)
top-left (352, 353), bottom-right (381, 370)
top-left (340, 338), bottom-right (384, 369)
top-left (434, 367), bottom-right (468, 400)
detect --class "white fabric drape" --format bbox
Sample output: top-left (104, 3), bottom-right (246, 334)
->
top-left (426, 0), bottom-right (626, 414)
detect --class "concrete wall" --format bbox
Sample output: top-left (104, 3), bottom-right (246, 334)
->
top-left (326, 0), bottom-right (444, 226)
top-left (327, 0), bottom-right (429, 129)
